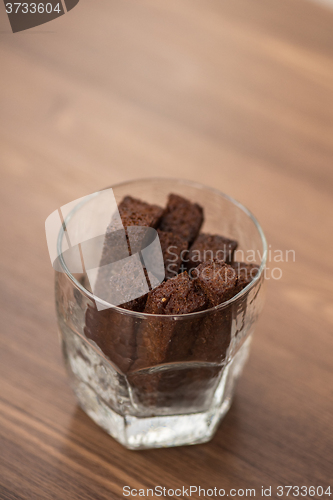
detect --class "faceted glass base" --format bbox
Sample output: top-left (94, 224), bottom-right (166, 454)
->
top-left (62, 322), bottom-right (252, 449)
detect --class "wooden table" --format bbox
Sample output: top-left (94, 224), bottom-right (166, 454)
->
top-left (1, 0), bottom-right (333, 498)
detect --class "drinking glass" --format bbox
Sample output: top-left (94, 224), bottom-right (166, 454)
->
top-left (55, 178), bottom-right (267, 449)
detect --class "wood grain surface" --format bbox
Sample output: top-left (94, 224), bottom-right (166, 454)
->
top-left (1, 0), bottom-right (333, 498)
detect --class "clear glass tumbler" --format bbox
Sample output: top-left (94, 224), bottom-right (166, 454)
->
top-left (55, 178), bottom-right (267, 449)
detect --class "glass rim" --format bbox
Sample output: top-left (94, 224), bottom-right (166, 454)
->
top-left (57, 177), bottom-right (267, 320)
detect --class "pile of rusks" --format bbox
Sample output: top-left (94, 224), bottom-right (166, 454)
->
top-left (84, 193), bottom-right (259, 395)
